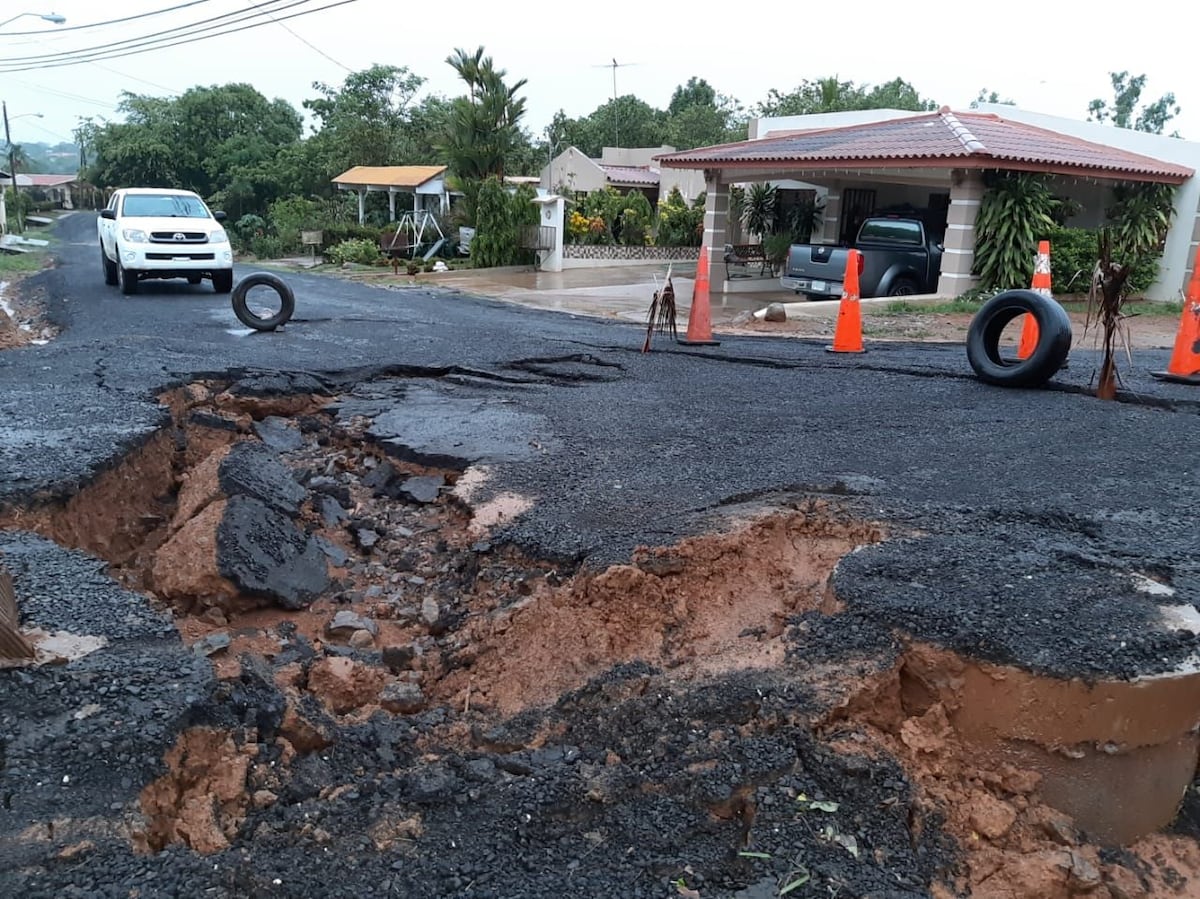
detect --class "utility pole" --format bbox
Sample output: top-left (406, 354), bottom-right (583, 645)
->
top-left (2, 101), bottom-right (12, 235)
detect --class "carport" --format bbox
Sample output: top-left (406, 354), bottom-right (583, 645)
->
top-left (656, 108), bottom-right (1194, 297)
top-left (331, 165), bottom-right (450, 225)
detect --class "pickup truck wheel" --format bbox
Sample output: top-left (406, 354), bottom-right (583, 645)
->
top-left (101, 247), bottom-right (118, 286)
top-left (887, 277), bottom-right (920, 297)
top-left (966, 289), bottom-right (1072, 388)
top-left (212, 270), bottom-right (234, 294)
top-left (119, 265), bottom-right (139, 296)
top-left (231, 272), bottom-right (294, 331)
top-left (186, 274), bottom-right (202, 285)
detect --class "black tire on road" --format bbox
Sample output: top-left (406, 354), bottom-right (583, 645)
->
top-left (187, 273), bottom-right (202, 285)
top-left (213, 269), bottom-right (234, 294)
top-left (966, 289), bottom-right (1072, 388)
top-left (887, 277), bottom-right (920, 297)
top-left (119, 265), bottom-right (138, 295)
top-left (231, 272), bottom-right (295, 331)
top-left (102, 247), bottom-right (118, 286)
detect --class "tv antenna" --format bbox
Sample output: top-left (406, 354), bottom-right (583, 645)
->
top-left (593, 58), bottom-right (636, 147)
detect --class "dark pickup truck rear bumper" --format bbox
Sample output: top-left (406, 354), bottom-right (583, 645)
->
top-left (780, 275), bottom-right (844, 298)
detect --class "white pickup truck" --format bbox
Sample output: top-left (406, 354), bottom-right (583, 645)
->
top-left (98, 187), bottom-right (234, 295)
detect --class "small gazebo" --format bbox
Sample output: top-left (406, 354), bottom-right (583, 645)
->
top-left (331, 165), bottom-right (450, 224)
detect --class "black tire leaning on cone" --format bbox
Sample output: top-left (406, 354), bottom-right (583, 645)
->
top-left (966, 289), bottom-right (1072, 388)
top-left (231, 272), bottom-right (295, 331)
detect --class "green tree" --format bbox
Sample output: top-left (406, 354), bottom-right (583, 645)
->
top-left (755, 76), bottom-right (935, 117)
top-left (440, 46), bottom-right (528, 182)
top-left (304, 64), bottom-right (428, 177)
top-left (971, 88), bottom-right (1016, 108)
top-left (668, 77), bottom-right (717, 116)
top-left (742, 182), bottom-right (777, 239)
top-left (1087, 71), bottom-right (1180, 135)
top-left (664, 77), bottom-right (747, 149)
top-left (82, 84), bottom-right (303, 217)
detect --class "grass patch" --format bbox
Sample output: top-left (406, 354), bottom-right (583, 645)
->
top-left (873, 299), bottom-right (982, 315)
top-left (874, 298), bottom-right (1184, 317)
top-left (0, 252), bottom-right (46, 275)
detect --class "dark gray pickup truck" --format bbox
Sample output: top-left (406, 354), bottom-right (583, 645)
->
top-left (780, 215), bottom-right (944, 300)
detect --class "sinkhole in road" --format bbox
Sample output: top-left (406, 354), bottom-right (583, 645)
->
top-left (3, 377), bottom-right (1200, 897)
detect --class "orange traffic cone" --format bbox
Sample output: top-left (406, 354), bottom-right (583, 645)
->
top-left (678, 248), bottom-right (720, 346)
top-left (1151, 251), bottom-right (1200, 385)
top-left (827, 249), bottom-right (865, 353)
top-left (1017, 240), bottom-right (1052, 359)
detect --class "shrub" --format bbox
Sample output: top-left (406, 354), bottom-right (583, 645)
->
top-left (1047, 226), bottom-right (1160, 296)
top-left (406, 260), bottom-right (421, 275)
top-left (267, 196), bottom-right (319, 254)
top-left (249, 235), bottom-right (285, 260)
top-left (618, 190), bottom-right (654, 246)
top-left (657, 187), bottom-right (700, 246)
top-left (973, 172), bottom-right (1058, 290)
top-left (326, 238), bottom-right (382, 266)
top-left (319, 224), bottom-right (382, 247)
top-left (470, 179), bottom-right (538, 268)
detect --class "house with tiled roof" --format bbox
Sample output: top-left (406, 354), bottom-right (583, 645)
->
top-left (656, 106), bottom-right (1200, 301)
top-left (539, 146), bottom-right (705, 206)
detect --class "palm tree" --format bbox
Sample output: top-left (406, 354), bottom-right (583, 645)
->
top-left (440, 46), bottom-right (527, 183)
top-left (742, 182), bottom-right (776, 241)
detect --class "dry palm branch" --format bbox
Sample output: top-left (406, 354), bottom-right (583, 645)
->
top-left (642, 264), bottom-right (678, 352)
top-left (1085, 230), bottom-right (1134, 401)
top-left (0, 564), bottom-right (35, 662)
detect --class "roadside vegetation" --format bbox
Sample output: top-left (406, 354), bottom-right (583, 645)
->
top-left (59, 53), bottom-right (1184, 288)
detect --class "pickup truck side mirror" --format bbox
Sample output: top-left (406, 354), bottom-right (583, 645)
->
top-left (99, 209), bottom-right (116, 220)
top-left (213, 211), bottom-right (227, 223)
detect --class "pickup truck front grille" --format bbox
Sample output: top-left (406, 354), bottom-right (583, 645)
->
top-left (149, 231), bottom-right (208, 243)
top-left (146, 252), bottom-right (215, 261)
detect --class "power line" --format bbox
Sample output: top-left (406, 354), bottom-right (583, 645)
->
top-left (0, 0), bottom-right (314, 64)
top-left (0, 0), bottom-right (216, 37)
top-left (86, 61), bottom-right (182, 95)
top-left (0, 1), bottom-right (362, 76)
top-left (244, 0), bottom-right (352, 72)
top-left (12, 79), bottom-right (120, 109)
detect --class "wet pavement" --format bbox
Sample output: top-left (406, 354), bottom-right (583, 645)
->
top-left (298, 260), bottom-right (792, 325)
top-left (2, 213), bottom-right (1200, 896)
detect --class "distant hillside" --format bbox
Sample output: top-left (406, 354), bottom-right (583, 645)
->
top-left (2, 141), bottom-right (81, 175)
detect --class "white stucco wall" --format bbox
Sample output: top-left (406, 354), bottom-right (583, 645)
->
top-left (976, 103), bottom-right (1200, 301)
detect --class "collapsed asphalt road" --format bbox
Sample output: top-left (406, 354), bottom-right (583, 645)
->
top-left (1, 212), bottom-right (1199, 897)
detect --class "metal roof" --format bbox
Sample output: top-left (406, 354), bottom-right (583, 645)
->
top-left (332, 166), bottom-right (448, 189)
top-left (655, 110), bottom-right (1194, 183)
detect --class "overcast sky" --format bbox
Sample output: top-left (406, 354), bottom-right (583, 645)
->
top-left (2, 0), bottom-right (1196, 155)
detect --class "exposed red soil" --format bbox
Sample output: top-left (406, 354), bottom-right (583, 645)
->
top-left (7, 379), bottom-right (1200, 895)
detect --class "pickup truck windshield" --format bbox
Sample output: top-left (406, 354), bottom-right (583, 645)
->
top-left (120, 195), bottom-right (210, 218)
top-left (859, 219), bottom-right (923, 245)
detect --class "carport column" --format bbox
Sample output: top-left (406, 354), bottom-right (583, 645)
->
top-left (356, 189), bottom-right (366, 225)
top-left (388, 189), bottom-right (396, 222)
top-left (703, 172), bottom-right (731, 290)
top-left (937, 170), bottom-right (984, 297)
top-left (820, 181), bottom-right (842, 243)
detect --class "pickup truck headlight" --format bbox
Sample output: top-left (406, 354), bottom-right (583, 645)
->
top-left (121, 228), bottom-right (148, 243)
top-left (209, 227), bottom-right (229, 243)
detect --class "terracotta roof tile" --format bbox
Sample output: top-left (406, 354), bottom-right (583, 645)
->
top-left (600, 165), bottom-right (659, 186)
top-left (656, 111), bottom-right (1193, 182)
top-left (23, 173), bottom-right (76, 187)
